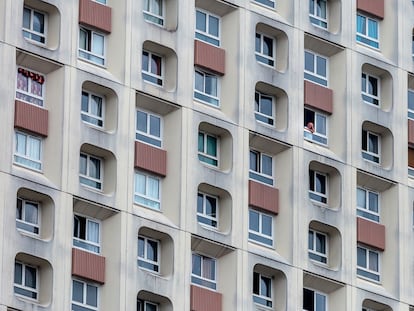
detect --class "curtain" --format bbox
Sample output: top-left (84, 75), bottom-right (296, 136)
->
top-left (357, 15), bottom-right (366, 34)
top-left (87, 220), bottom-right (99, 244)
top-left (147, 177), bottom-right (159, 199)
top-left (28, 137), bottom-right (40, 160)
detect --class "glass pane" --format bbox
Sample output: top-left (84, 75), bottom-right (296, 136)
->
top-left (368, 19), bottom-right (378, 39)
top-left (309, 0), bottom-right (314, 13)
top-left (146, 302), bottom-right (157, 311)
top-left (205, 75), bottom-right (217, 96)
top-left (138, 237), bottom-right (145, 257)
top-left (79, 154), bottom-right (87, 175)
top-left (142, 51), bottom-right (149, 71)
top-left (16, 199), bottom-right (23, 220)
top-left (147, 240), bottom-right (158, 261)
top-left (357, 247), bottom-right (367, 267)
top-left (147, 177), bottom-right (159, 199)
top-left (357, 15), bottom-right (366, 34)
top-left (205, 196), bottom-right (216, 217)
top-left (253, 272), bottom-right (260, 294)
top-left (263, 36), bottom-right (273, 57)
top-left (23, 8), bottom-right (31, 29)
top-left (92, 33), bottom-right (104, 56)
top-left (250, 151), bottom-right (258, 172)
top-left (361, 73), bottom-right (367, 92)
top-left (303, 288), bottom-right (314, 311)
top-left (25, 202), bottom-right (38, 224)
top-left (315, 174), bottom-right (325, 194)
top-left (89, 157), bottom-right (101, 179)
top-left (368, 76), bottom-right (378, 96)
top-left (255, 33), bottom-right (261, 53)
top-left (33, 12), bottom-right (44, 33)
top-left (260, 95), bottom-right (273, 116)
top-left (16, 133), bottom-right (27, 154)
top-left (305, 51), bottom-right (314, 72)
top-left (203, 257), bottom-right (215, 280)
top-left (368, 134), bottom-right (378, 154)
top-left (260, 276), bottom-right (271, 297)
top-left (262, 155), bottom-right (272, 176)
top-left (262, 214), bottom-right (272, 236)
top-left (315, 114), bottom-right (326, 135)
top-left (208, 15), bottom-right (219, 37)
top-left (28, 137), bottom-right (40, 160)
top-left (357, 188), bottom-right (366, 208)
top-left (25, 266), bottom-right (36, 288)
top-left (192, 254), bottom-right (201, 276)
top-left (317, 0), bottom-right (326, 18)
top-left (79, 29), bottom-right (88, 50)
top-left (249, 210), bottom-right (259, 231)
top-left (308, 230), bottom-right (314, 250)
top-left (135, 173), bottom-right (146, 195)
top-left (14, 262), bottom-right (23, 284)
top-left (90, 95), bottom-right (103, 117)
top-left (72, 280), bottom-right (84, 302)
top-left (150, 54), bottom-right (162, 75)
top-left (137, 111), bottom-right (148, 133)
top-left (408, 91), bottom-right (414, 110)
top-left (87, 220), bottom-right (99, 243)
top-left (149, 115), bottom-right (161, 138)
top-left (316, 56), bottom-right (326, 77)
top-left (196, 11), bottom-right (206, 32)
top-left (315, 293), bottom-right (326, 311)
top-left (369, 251), bottom-right (378, 272)
top-left (86, 284), bottom-right (98, 307)
top-left (368, 192), bottom-right (379, 213)
top-left (206, 135), bottom-right (217, 156)
top-left (81, 92), bottom-right (89, 112)
top-left (315, 233), bottom-right (326, 253)
top-left (195, 71), bottom-right (204, 92)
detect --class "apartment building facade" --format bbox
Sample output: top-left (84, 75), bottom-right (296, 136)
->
top-left (0, 0), bottom-right (414, 310)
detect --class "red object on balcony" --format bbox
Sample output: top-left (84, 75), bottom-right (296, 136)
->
top-left (79, 0), bottom-right (112, 33)
top-left (248, 180), bottom-right (279, 215)
top-left (190, 285), bottom-right (222, 311)
top-left (14, 100), bottom-right (48, 137)
top-left (194, 40), bottom-right (225, 76)
top-left (134, 141), bottom-right (167, 177)
top-left (304, 80), bottom-right (333, 114)
top-left (357, 0), bottom-right (384, 19)
top-left (72, 248), bottom-right (105, 284)
top-left (357, 217), bottom-right (385, 251)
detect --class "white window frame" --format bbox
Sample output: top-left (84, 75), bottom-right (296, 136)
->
top-left (357, 245), bottom-right (380, 282)
top-left (255, 32), bottom-right (275, 68)
top-left (194, 68), bottom-right (220, 107)
top-left (248, 208), bottom-right (273, 247)
top-left (197, 192), bottom-right (219, 229)
top-left (138, 300), bottom-right (159, 311)
top-left (249, 149), bottom-right (274, 186)
top-left (361, 72), bottom-right (380, 106)
top-left (79, 153), bottom-right (103, 191)
top-left (198, 131), bottom-right (219, 167)
top-left (191, 253), bottom-right (217, 290)
top-left (309, 170), bottom-right (328, 204)
top-left (16, 67), bottom-right (45, 107)
top-left (195, 9), bottom-right (220, 46)
top-left (73, 214), bottom-right (101, 254)
top-left (304, 50), bottom-right (328, 87)
top-left (143, 0), bottom-right (164, 26)
top-left (253, 272), bottom-right (273, 308)
top-left (78, 26), bottom-right (105, 66)
top-left (304, 108), bottom-right (328, 145)
top-left (309, 0), bottom-right (328, 29)
top-left (14, 131), bottom-right (42, 171)
top-left (253, 0), bottom-right (275, 9)
top-left (93, 0), bottom-right (106, 4)
top-left (255, 91), bottom-right (275, 126)
top-left (81, 90), bottom-right (105, 128)
top-left (408, 89), bottom-right (414, 120)
top-left (138, 235), bottom-right (160, 273)
top-left (16, 197), bottom-right (40, 236)
top-left (23, 6), bottom-right (47, 44)
top-left (362, 130), bottom-right (381, 164)
top-left (134, 171), bottom-right (161, 210)
top-left (357, 187), bottom-right (380, 222)
top-left (303, 288), bottom-right (328, 311)
top-left (136, 109), bottom-right (162, 148)
top-left (14, 261), bottom-right (38, 300)
top-left (356, 13), bottom-right (379, 49)
top-left (308, 229), bottom-right (328, 264)
top-left (71, 278), bottom-right (99, 311)
top-left (142, 50), bottom-right (164, 86)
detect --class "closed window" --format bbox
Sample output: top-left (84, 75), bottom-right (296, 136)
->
top-left (408, 89), bottom-right (414, 120)
top-left (16, 68), bottom-right (45, 106)
top-left (253, 272), bottom-right (272, 308)
top-left (198, 132), bottom-right (218, 166)
top-left (255, 33), bottom-right (275, 67)
top-left (357, 187), bottom-right (380, 222)
top-left (142, 50), bottom-right (163, 86)
top-left (249, 150), bottom-right (273, 186)
top-left (304, 51), bottom-right (328, 86)
top-left (361, 73), bottom-right (379, 106)
top-left (253, 0), bottom-right (275, 9)
top-left (138, 236), bottom-right (159, 273)
top-left (72, 279), bottom-right (99, 311)
top-left (194, 69), bottom-right (219, 106)
top-left (356, 14), bottom-right (379, 49)
top-left (138, 300), bottom-right (159, 311)
top-left (14, 261), bottom-right (38, 300)
top-left (362, 130), bottom-right (380, 164)
top-left (144, 0), bottom-right (164, 26)
top-left (94, 0), bottom-right (106, 4)
top-left (81, 91), bottom-right (104, 127)
top-left (191, 253), bottom-right (216, 290)
top-left (248, 209), bottom-right (273, 247)
top-left (195, 9), bottom-right (220, 46)
top-left (357, 245), bottom-right (380, 281)
top-left (197, 192), bottom-right (218, 228)
top-left (79, 153), bottom-right (103, 190)
top-left (134, 171), bottom-right (161, 210)
top-left (255, 91), bottom-right (274, 126)
top-left (136, 110), bottom-right (162, 148)
top-left (309, 170), bottom-right (327, 204)
top-left (14, 131), bottom-right (42, 171)
top-left (308, 229), bottom-right (328, 264)
top-left (304, 108), bottom-right (327, 145)
top-left (79, 27), bottom-right (105, 66)
top-left (23, 7), bottom-right (46, 44)
top-left (16, 198), bottom-right (39, 235)
top-left (73, 214), bottom-right (100, 253)
top-left (309, 0), bottom-right (327, 29)
top-left (303, 288), bottom-right (327, 311)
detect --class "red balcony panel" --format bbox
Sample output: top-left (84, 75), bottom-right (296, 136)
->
top-left (14, 100), bottom-right (48, 137)
top-left (190, 285), bottom-right (222, 311)
top-left (408, 120), bottom-right (414, 145)
top-left (194, 40), bottom-right (225, 76)
top-left (248, 180), bottom-right (279, 215)
top-left (357, 0), bottom-right (384, 19)
top-left (134, 141), bottom-right (167, 177)
top-left (72, 248), bottom-right (105, 284)
top-left (357, 217), bottom-right (385, 251)
top-left (304, 81), bottom-right (333, 114)
top-left (409, 148), bottom-right (414, 168)
top-left (79, 0), bottom-right (112, 33)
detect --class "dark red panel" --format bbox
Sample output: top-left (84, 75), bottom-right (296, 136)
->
top-left (72, 248), bottom-right (105, 284)
top-left (134, 141), bottom-right (167, 177)
top-left (357, 0), bottom-right (384, 19)
top-left (194, 40), bottom-right (225, 76)
top-left (190, 285), bottom-right (222, 311)
top-left (14, 100), bottom-right (48, 137)
top-left (79, 0), bottom-right (112, 33)
top-left (248, 180), bottom-right (279, 215)
top-left (357, 217), bottom-right (385, 251)
top-left (304, 80), bottom-right (333, 114)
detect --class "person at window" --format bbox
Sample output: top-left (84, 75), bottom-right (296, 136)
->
top-left (304, 122), bottom-right (315, 139)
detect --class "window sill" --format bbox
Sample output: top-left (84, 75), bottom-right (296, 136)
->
top-left (16, 228), bottom-right (43, 240)
top-left (248, 238), bottom-right (274, 249)
top-left (78, 56), bottom-right (107, 69)
top-left (13, 162), bottom-right (43, 174)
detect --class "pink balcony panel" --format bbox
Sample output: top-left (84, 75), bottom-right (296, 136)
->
top-left (194, 40), bottom-right (225, 76)
top-left (357, 0), bottom-right (384, 19)
top-left (248, 180), bottom-right (279, 215)
top-left (357, 217), bottom-right (385, 251)
top-left (79, 0), bottom-right (112, 33)
top-left (304, 80), bottom-right (333, 114)
top-left (408, 120), bottom-right (414, 145)
top-left (134, 141), bottom-right (167, 177)
top-left (14, 100), bottom-right (48, 137)
top-left (190, 285), bottom-right (222, 311)
top-left (72, 248), bottom-right (105, 284)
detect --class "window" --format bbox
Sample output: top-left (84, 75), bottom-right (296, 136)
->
top-left (72, 279), bottom-right (99, 311)
top-left (136, 110), bottom-right (162, 148)
top-left (304, 51), bottom-right (328, 86)
top-left (253, 0), bottom-right (275, 9)
top-left (73, 215), bottom-right (100, 253)
top-left (138, 236), bottom-right (160, 273)
top-left (81, 91), bottom-right (104, 127)
top-left (309, 170), bottom-right (327, 204)
top-left (79, 153), bottom-right (103, 190)
top-left (249, 150), bottom-right (273, 186)
top-left (16, 68), bottom-right (45, 106)
top-left (255, 91), bottom-right (274, 126)
top-left (303, 288), bottom-right (327, 311)
top-left (195, 9), bottom-right (220, 46)
top-left (255, 33), bottom-right (275, 67)
top-left (143, 0), bottom-right (164, 26)
top-left (248, 209), bottom-right (273, 247)
top-left (308, 229), bottom-right (328, 264)
top-left (361, 73), bottom-right (379, 106)
top-left (357, 187), bottom-right (380, 222)
top-left (197, 192), bottom-right (218, 228)
top-left (309, 0), bottom-right (327, 29)
top-left (138, 300), bottom-right (158, 311)
top-left (357, 245), bottom-right (380, 281)
top-left (94, 0), bottom-right (106, 4)
top-left (194, 69), bottom-right (219, 106)
top-left (362, 130), bottom-right (380, 164)
top-left (79, 27), bottom-right (105, 66)
top-left (191, 253), bottom-right (216, 290)
top-left (408, 89), bottom-right (414, 119)
top-left (16, 198), bottom-right (39, 235)
top-left (134, 171), bottom-right (161, 210)
top-left (253, 272), bottom-right (272, 308)
top-left (14, 261), bottom-right (38, 300)
top-left (142, 50), bottom-right (163, 86)
top-left (23, 7), bottom-right (46, 44)
top-left (356, 14), bottom-right (379, 49)
top-left (304, 108), bottom-right (328, 145)
top-left (14, 131), bottom-right (42, 171)
top-left (198, 132), bottom-right (218, 166)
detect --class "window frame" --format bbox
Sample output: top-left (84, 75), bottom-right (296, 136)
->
top-left (309, 0), bottom-right (328, 29)
top-left (248, 208), bottom-right (273, 247)
top-left (78, 26), bottom-right (106, 66)
top-left (16, 197), bottom-right (40, 236)
top-left (195, 9), bottom-right (221, 47)
top-left (14, 131), bottom-right (42, 171)
top-left (22, 6), bottom-right (47, 45)
top-left (356, 187), bottom-right (380, 222)
top-left (309, 170), bottom-right (328, 204)
top-left (134, 171), bottom-right (161, 210)
top-left (136, 109), bottom-right (163, 148)
top-left (357, 245), bottom-right (380, 282)
top-left (303, 287), bottom-right (328, 311)
top-left (356, 13), bottom-right (379, 49)
top-left (191, 253), bottom-right (217, 290)
top-left (253, 272), bottom-right (273, 308)
top-left (79, 153), bottom-right (103, 191)
top-left (73, 214), bottom-right (101, 254)
top-left (408, 89), bottom-right (414, 120)
top-left (308, 229), bottom-right (328, 264)
top-left (81, 90), bottom-right (105, 128)
top-left (362, 130), bottom-right (381, 164)
top-left (255, 91), bottom-right (275, 126)
top-left (255, 32), bottom-right (275, 68)
top-left (138, 300), bottom-right (159, 311)
top-left (304, 108), bottom-right (328, 145)
top-left (198, 131), bottom-right (219, 167)
top-left (361, 72), bottom-right (380, 106)
top-left (138, 235), bottom-right (160, 273)
top-left (304, 50), bottom-right (328, 87)
top-left (142, 50), bottom-right (164, 86)
top-left (143, 0), bottom-right (164, 27)
top-left (253, 0), bottom-right (275, 9)
top-left (14, 261), bottom-right (38, 300)
top-left (249, 149), bottom-right (274, 186)
top-left (71, 278), bottom-right (99, 311)
top-left (16, 67), bottom-right (45, 107)
top-left (194, 68), bottom-right (220, 107)
top-left (197, 192), bottom-right (219, 229)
